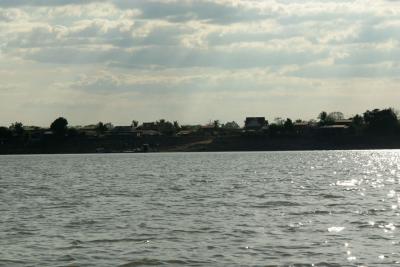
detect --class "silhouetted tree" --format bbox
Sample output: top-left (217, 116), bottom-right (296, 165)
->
top-left (213, 120), bottom-right (220, 129)
top-left (308, 119), bottom-right (317, 125)
top-left (10, 122), bottom-right (24, 137)
top-left (327, 112), bottom-right (344, 121)
top-left (156, 119), bottom-right (175, 135)
top-left (349, 114), bottom-right (364, 135)
top-left (318, 111), bottom-right (334, 126)
top-left (351, 114), bottom-right (364, 127)
top-left (284, 118), bottom-right (295, 133)
top-left (96, 122), bottom-right (108, 135)
top-left (50, 117), bottom-right (68, 136)
top-left (223, 121), bottom-right (240, 129)
top-left (104, 123), bottom-right (113, 130)
top-left (0, 127), bottom-right (12, 140)
top-left (173, 121), bottom-right (180, 131)
top-left (363, 108), bottom-right (399, 134)
top-left (274, 117), bottom-right (284, 125)
top-left (132, 120), bottom-right (139, 128)
top-left (318, 111), bottom-right (327, 121)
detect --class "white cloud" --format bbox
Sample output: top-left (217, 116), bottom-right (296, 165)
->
top-left (1, 0), bottom-right (400, 125)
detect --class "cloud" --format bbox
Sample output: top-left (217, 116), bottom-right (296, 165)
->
top-left (0, 8), bottom-right (27, 21)
top-left (24, 45), bottom-right (327, 69)
top-left (72, 72), bottom-right (125, 93)
top-left (1, 0), bottom-right (400, 125)
top-left (113, 0), bottom-right (263, 24)
top-left (0, 0), bottom-right (105, 7)
top-left (288, 63), bottom-right (400, 79)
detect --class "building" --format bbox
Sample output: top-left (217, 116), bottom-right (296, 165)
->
top-left (111, 126), bottom-right (137, 136)
top-left (77, 125), bottom-right (98, 136)
top-left (23, 126), bottom-right (46, 141)
top-left (333, 119), bottom-right (352, 126)
top-left (140, 122), bottom-right (157, 131)
top-left (319, 125), bottom-right (349, 136)
top-left (244, 117), bottom-right (267, 130)
top-left (199, 125), bottom-right (216, 136)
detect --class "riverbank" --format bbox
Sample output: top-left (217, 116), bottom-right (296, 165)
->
top-left (1, 134), bottom-right (400, 154)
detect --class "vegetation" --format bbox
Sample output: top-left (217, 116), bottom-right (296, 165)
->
top-left (10, 122), bottom-right (25, 137)
top-left (364, 108), bottom-right (398, 134)
top-left (95, 122), bottom-right (108, 135)
top-left (0, 107), bottom-right (399, 153)
top-left (50, 117), bottom-right (68, 137)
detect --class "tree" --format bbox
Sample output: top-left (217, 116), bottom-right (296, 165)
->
top-left (363, 108), bottom-right (399, 134)
top-left (213, 120), bottom-right (220, 129)
top-left (10, 122), bottom-right (24, 137)
top-left (308, 119), bottom-right (317, 125)
top-left (351, 114), bottom-right (364, 127)
top-left (173, 121), bottom-right (180, 131)
top-left (156, 119), bottom-right (175, 135)
top-left (274, 117), bottom-right (284, 125)
top-left (95, 122), bottom-right (108, 135)
top-left (350, 114), bottom-right (364, 135)
top-left (50, 117), bottom-right (68, 136)
top-left (284, 118), bottom-right (294, 132)
top-left (132, 120), bottom-right (139, 127)
top-left (327, 111), bottom-right (344, 121)
top-left (318, 111), bottom-right (327, 122)
top-left (104, 123), bottom-right (113, 130)
top-left (223, 121), bottom-right (240, 129)
top-left (318, 111), bottom-right (334, 126)
top-left (0, 127), bottom-right (12, 140)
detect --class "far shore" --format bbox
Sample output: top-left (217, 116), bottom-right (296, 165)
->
top-left (2, 108), bottom-right (400, 155)
top-left (2, 134), bottom-right (400, 155)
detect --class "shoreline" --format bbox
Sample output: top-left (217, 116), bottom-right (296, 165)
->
top-left (2, 144), bottom-right (400, 155)
top-left (2, 133), bottom-right (400, 155)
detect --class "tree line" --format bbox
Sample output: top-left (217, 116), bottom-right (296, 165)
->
top-left (0, 108), bottom-right (399, 141)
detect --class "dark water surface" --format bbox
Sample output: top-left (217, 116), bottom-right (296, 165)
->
top-left (1, 151), bottom-right (400, 266)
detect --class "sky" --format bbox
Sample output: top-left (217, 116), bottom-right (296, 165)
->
top-left (1, 0), bottom-right (400, 126)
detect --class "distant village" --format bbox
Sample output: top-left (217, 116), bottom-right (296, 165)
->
top-left (0, 108), bottom-right (399, 153)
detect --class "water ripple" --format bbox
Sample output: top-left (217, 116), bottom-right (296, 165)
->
top-left (1, 150), bottom-right (400, 266)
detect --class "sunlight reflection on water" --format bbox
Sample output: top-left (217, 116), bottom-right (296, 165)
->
top-left (1, 150), bottom-right (400, 266)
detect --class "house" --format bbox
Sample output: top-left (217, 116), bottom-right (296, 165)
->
top-left (140, 122), bottom-right (158, 131)
top-left (199, 125), bottom-right (216, 136)
top-left (244, 117), bottom-right (267, 130)
top-left (317, 119), bottom-right (352, 136)
top-left (333, 119), bottom-right (352, 126)
top-left (319, 125), bottom-right (349, 136)
top-left (111, 126), bottom-right (137, 136)
top-left (23, 126), bottom-right (46, 141)
top-left (77, 125), bottom-right (98, 136)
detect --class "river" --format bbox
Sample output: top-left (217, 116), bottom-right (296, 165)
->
top-left (1, 151), bottom-right (400, 266)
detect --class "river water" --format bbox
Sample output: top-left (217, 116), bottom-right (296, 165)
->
top-left (1, 151), bottom-right (400, 266)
